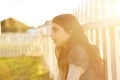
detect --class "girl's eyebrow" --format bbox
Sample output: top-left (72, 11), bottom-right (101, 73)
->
top-left (52, 26), bottom-right (57, 30)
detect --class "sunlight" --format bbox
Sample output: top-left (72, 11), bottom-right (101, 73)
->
top-left (104, 1), bottom-right (120, 17)
top-left (0, 0), bottom-right (81, 27)
top-left (112, 3), bottom-right (120, 16)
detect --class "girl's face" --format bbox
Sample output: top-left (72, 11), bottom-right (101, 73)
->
top-left (50, 22), bottom-right (71, 46)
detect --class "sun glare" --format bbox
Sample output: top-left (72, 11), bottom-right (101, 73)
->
top-left (0, 0), bottom-right (81, 27)
top-left (112, 3), bottom-right (120, 16)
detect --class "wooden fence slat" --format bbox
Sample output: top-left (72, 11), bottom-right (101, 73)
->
top-left (109, 27), bottom-right (117, 80)
top-left (102, 28), bottom-right (108, 80)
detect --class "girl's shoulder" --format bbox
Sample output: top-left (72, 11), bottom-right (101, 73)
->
top-left (69, 45), bottom-right (86, 54)
top-left (69, 45), bottom-right (89, 69)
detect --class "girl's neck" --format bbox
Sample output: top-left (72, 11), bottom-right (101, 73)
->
top-left (61, 39), bottom-right (74, 51)
top-left (61, 43), bottom-right (68, 50)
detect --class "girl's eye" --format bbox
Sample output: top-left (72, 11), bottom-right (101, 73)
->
top-left (52, 27), bottom-right (58, 32)
top-left (54, 29), bottom-right (57, 32)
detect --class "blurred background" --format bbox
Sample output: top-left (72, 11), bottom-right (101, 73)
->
top-left (0, 0), bottom-right (120, 80)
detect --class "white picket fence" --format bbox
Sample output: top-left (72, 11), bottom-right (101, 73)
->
top-left (0, 32), bottom-right (58, 80)
top-left (0, 33), bottom-right (43, 57)
top-left (72, 0), bottom-right (120, 80)
top-left (83, 25), bottom-right (120, 80)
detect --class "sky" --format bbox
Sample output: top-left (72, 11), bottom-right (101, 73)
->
top-left (0, 0), bottom-right (82, 27)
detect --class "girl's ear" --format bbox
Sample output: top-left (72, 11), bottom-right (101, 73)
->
top-left (65, 29), bottom-right (73, 34)
top-left (69, 29), bottom-right (73, 34)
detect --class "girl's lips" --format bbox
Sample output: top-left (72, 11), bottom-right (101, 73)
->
top-left (53, 40), bottom-right (56, 43)
top-left (52, 39), bottom-right (56, 43)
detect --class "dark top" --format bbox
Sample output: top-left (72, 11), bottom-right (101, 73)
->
top-left (57, 45), bottom-right (105, 80)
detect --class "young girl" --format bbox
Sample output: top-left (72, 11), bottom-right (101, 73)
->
top-left (50, 14), bottom-right (105, 80)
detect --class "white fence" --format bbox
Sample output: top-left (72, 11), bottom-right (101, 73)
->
top-left (0, 32), bottom-right (58, 80)
top-left (72, 0), bottom-right (120, 80)
top-left (0, 33), bottom-right (48, 57)
top-left (83, 25), bottom-right (120, 80)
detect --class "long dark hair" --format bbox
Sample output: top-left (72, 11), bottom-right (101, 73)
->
top-left (52, 14), bottom-right (105, 79)
top-left (52, 14), bottom-right (94, 60)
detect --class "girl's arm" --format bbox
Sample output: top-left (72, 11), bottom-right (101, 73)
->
top-left (67, 64), bottom-right (85, 80)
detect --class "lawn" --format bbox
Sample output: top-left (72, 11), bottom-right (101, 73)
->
top-left (0, 56), bottom-right (51, 80)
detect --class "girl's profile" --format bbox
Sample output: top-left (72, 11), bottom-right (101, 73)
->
top-left (50, 14), bottom-right (105, 80)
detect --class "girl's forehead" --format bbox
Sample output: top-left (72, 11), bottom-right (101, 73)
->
top-left (52, 22), bottom-right (61, 28)
top-left (51, 22), bottom-right (65, 31)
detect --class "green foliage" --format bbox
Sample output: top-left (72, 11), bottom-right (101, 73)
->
top-left (1, 18), bottom-right (29, 33)
top-left (0, 56), bottom-right (51, 80)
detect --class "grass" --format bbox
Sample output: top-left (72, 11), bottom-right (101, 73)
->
top-left (0, 56), bottom-right (51, 80)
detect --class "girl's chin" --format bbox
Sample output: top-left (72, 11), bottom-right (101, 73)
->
top-left (55, 43), bottom-right (61, 47)
top-left (56, 44), bottom-right (60, 47)
top-left (56, 43), bottom-right (65, 47)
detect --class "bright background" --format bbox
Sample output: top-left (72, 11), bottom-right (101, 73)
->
top-left (0, 0), bottom-right (81, 27)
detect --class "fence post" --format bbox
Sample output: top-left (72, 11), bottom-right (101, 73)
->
top-left (102, 28), bottom-right (108, 80)
top-left (0, 22), bottom-right (1, 35)
top-left (110, 27), bottom-right (117, 80)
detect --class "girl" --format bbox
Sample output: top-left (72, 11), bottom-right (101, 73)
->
top-left (50, 14), bottom-right (105, 80)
